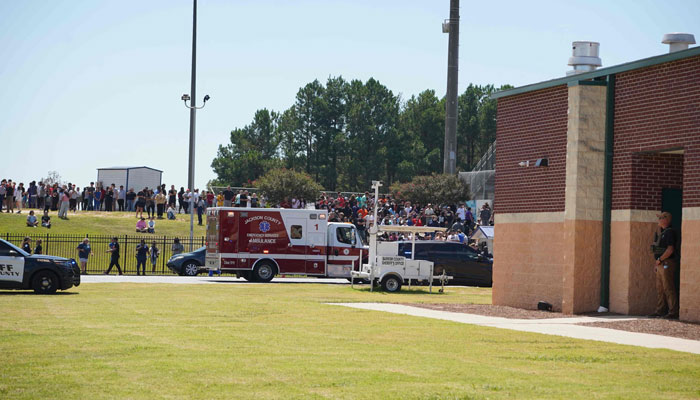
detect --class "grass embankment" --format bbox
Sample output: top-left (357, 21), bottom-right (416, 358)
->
top-left (0, 209), bottom-right (205, 237)
top-left (1, 283), bottom-right (698, 399)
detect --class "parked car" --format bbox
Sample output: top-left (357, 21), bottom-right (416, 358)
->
top-left (397, 241), bottom-right (492, 287)
top-left (167, 246), bottom-right (206, 276)
top-left (0, 238), bottom-right (81, 294)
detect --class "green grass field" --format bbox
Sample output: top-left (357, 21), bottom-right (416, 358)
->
top-left (1, 283), bottom-right (698, 399)
top-left (0, 209), bottom-right (205, 237)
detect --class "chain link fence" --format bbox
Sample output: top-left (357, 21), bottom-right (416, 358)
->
top-left (3, 233), bottom-right (204, 275)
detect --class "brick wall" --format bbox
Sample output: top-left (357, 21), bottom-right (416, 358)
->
top-left (494, 86), bottom-right (568, 213)
top-left (612, 55), bottom-right (700, 209)
top-left (613, 153), bottom-right (684, 210)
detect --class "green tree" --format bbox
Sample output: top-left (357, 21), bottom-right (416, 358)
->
top-left (389, 173), bottom-right (470, 205)
top-left (397, 90), bottom-right (445, 179)
top-left (211, 109), bottom-right (282, 186)
top-left (255, 168), bottom-right (323, 206)
top-left (343, 78), bottom-right (399, 190)
top-left (295, 80), bottom-right (325, 180)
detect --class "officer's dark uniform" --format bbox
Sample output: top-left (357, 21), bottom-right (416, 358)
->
top-left (105, 241), bottom-right (123, 275)
top-left (651, 224), bottom-right (679, 318)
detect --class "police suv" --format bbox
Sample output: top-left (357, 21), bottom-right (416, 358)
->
top-left (0, 238), bottom-right (81, 294)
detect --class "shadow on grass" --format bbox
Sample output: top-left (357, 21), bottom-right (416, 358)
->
top-left (0, 291), bottom-right (80, 296)
top-left (205, 279), bottom-right (351, 286)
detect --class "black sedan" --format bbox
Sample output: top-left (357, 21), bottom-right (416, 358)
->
top-left (166, 247), bottom-right (206, 276)
top-left (0, 238), bottom-right (80, 294)
top-left (398, 241), bottom-right (492, 287)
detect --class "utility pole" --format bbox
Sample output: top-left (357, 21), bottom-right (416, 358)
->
top-left (187, 0), bottom-right (197, 250)
top-left (443, 0), bottom-right (459, 174)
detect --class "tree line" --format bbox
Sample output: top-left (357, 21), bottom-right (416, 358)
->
top-left (211, 76), bottom-right (511, 191)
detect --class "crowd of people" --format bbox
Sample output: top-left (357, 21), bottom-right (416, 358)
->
top-left (312, 191), bottom-right (494, 246)
top-left (1, 179), bottom-right (225, 228)
top-left (5, 177), bottom-right (494, 253)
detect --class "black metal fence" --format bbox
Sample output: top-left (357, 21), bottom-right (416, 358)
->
top-left (3, 233), bottom-right (204, 275)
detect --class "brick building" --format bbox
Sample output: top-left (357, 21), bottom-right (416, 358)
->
top-left (491, 46), bottom-right (700, 322)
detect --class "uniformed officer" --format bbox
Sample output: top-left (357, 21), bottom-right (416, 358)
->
top-left (104, 237), bottom-right (123, 275)
top-left (649, 211), bottom-right (679, 319)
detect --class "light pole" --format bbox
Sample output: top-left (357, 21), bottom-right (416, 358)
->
top-left (181, 0), bottom-right (210, 251)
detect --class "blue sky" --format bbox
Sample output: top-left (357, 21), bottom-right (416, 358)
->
top-left (1, 0), bottom-right (698, 189)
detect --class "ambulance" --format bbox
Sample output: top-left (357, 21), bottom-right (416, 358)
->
top-left (205, 208), bottom-right (366, 281)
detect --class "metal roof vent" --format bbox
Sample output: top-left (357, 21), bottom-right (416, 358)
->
top-left (662, 33), bottom-right (696, 53)
top-left (567, 41), bottom-right (602, 76)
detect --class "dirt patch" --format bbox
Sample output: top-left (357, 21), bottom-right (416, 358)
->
top-left (579, 319), bottom-right (700, 341)
top-left (403, 303), bottom-right (568, 319)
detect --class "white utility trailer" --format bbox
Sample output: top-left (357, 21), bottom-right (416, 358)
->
top-left (350, 181), bottom-right (452, 293)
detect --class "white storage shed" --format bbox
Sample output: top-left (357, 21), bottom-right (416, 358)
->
top-left (96, 166), bottom-right (163, 191)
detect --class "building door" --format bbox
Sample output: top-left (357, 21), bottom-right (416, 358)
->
top-left (661, 188), bottom-right (682, 303)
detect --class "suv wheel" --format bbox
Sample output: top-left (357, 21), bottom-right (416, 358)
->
top-left (32, 271), bottom-right (59, 294)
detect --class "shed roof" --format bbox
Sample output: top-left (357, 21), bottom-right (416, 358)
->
top-left (97, 166), bottom-right (163, 173)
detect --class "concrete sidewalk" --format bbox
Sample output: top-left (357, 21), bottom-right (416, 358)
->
top-left (331, 303), bottom-right (700, 355)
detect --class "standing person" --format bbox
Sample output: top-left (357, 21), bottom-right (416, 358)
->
top-left (146, 189), bottom-right (155, 219)
top-left (37, 182), bottom-right (45, 211)
top-left (58, 188), bottom-right (70, 219)
top-left (649, 212), bottom-right (679, 319)
top-left (117, 185), bottom-right (126, 212)
top-left (183, 189), bottom-right (191, 214)
top-left (81, 187), bottom-right (88, 211)
top-left (178, 187), bottom-right (185, 213)
top-left (480, 203), bottom-right (492, 227)
top-left (126, 188), bottom-right (136, 212)
top-left (69, 185), bottom-right (79, 212)
top-left (104, 186), bottom-right (114, 212)
top-left (76, 238), bottom-right (92, 275)
top-left (104, 237), bottom-right (123, 275)
top-left (171, 237), bottom-right (184, 256)
top-left (135, 188), bottom-right (146, 219)
top-left (44, 189), bottom-right (52, 212)
top-left (197, 195), bottom-right (205, 226)
top-left (0, 180), bottom-right (6, 212)
top-left (155, 190), bottom-right (166, 219)
top-left (168, 185), bottom-right (177, 209)
top-left (28, 181), bottom-right (37, 209)
top-left (34, 239), bottom-right (42, 255)
top-left (251, 192), bottom-right (259, 208)
top-left (206, 190), bottom-right (214, 207)
top-left (86, 182), bottom-right (95, 210)
top-left (222, 186), bottom-right (234, 207)
top-left (135, 239), bottom-right (150, 276)
top-left (5, 180), bottom-right (14, 213)
top-left (15, 182), bottom-right (24, 213)
top-left (93, 185), bottom-right (102, 211)
top-left (150, 241), bottom-right (160, 273)
top-left (21, 237), bottom-right (32, 254)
